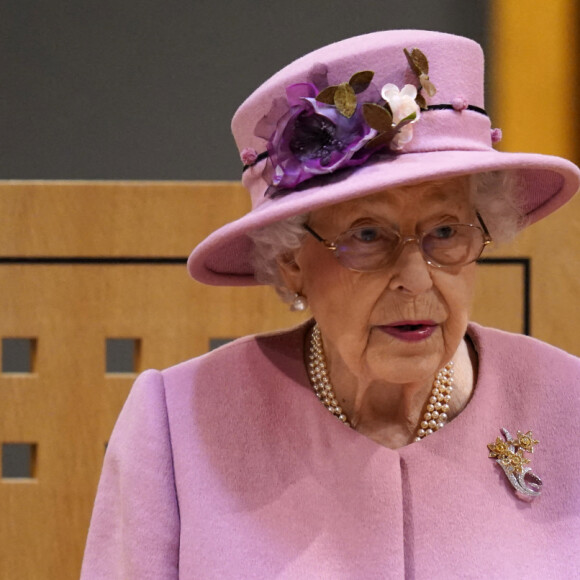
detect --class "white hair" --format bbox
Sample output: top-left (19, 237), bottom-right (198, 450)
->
top-left (248, 171), bottom-right (524, 304)
top-left (249, 213), bottom-right (309, 304)
top-left (468, 170), bottom-right (524, 244)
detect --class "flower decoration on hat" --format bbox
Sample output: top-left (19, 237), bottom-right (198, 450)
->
top-left (362, 84), bottom-right (421, 151)
top-left (403, 47), bottom-right (436, 105)
top-left (491, 128), bottom-right (503, 144)
top-left (252, 48), bottom-right (437, 197)
top-left (259, 81), bottom-right (378, 196)
top-left (240, 147), bottom-right (259, 166)
top-left (315, 70), bottom-right (375, 118)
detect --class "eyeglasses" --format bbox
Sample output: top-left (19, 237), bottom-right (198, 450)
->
top-left (303, 212), bottom-right (492, 272)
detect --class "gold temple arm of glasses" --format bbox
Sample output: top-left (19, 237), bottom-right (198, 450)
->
top-left (303, 223), bottom-right (337, 250)
top-left (476, 211), bottom-right (493, 243)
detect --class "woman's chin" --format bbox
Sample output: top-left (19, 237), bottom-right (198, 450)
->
top-left (366, 328), bottom-right (447, 382)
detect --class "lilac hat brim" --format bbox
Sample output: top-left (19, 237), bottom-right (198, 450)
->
top-left (188, 148), bottom-right (580, 286)
top-left (187, 30), bottom-right (580, 286)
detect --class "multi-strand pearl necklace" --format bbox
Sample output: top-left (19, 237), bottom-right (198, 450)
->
top-left (307, 324), bottom-right (454, 441)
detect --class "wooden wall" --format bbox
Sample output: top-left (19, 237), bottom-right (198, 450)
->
top-left (478, 0), bottom-right (580, 349)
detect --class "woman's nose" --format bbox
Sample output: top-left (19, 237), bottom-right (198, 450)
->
top-left (387, 239), bottom-right (433, 294)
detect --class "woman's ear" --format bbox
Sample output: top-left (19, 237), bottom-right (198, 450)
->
top-left (276, 249), bottom-right (304, 293)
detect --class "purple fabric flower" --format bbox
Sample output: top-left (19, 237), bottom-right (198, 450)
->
top-left (261, 83), bottom-right (377, 195)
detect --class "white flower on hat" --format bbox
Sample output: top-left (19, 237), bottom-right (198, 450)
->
top-left (380, 83), bottom-right (421, 149)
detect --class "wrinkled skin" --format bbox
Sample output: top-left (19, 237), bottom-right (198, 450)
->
top-left (279, 177), bottom-right (478, 448)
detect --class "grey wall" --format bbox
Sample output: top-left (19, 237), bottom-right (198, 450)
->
top-left (1, 0), bottom-right (488, 180)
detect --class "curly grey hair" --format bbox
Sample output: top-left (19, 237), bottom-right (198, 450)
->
top-left (248, 171), bottom-right (524, 304)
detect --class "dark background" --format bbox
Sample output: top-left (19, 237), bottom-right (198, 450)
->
top-left (0, 0), bottom-right (488, 180)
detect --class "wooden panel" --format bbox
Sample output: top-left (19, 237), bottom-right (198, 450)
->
top-left (476, 192), bottom-right (580, 355)
top-left (472, 260), bottom-right (526, 335)
top-left (0, 181), bottom-right (250, 256)
top-left (485, 0), bottom-right (580, 354)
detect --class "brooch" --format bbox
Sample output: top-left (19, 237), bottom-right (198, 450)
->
top-left (488, 428), bottom-right (543, 500)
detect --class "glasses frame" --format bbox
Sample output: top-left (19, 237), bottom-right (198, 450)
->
top-left (303, 211), bottom-right (493, 272)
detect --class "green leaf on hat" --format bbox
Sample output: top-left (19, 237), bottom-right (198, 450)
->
top-left (404, 47), bottom-right (429, 76)
top-left (362, 103), bottom-right (393, 131)
top-left (404, 47), bottom-right (436, 102)
top-left (316, 86), bottom-right (337, 104)
top-left (400, 112), bottom-right (417, 123)
top-left (394, 116), bottom-right (416, 134)
top-left (334, 82), bottom-right (357, 118)
top-left (415, 92), bottom-right (427, 110)
top-left (349, 70), bottom-right (374, 94)
top-left (419, 74), bottom-right (437, 97)
top-left (365, 127), bottom-right (397, 150)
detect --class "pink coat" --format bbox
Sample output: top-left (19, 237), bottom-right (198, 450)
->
top-left (81, 322), bottom-right (580, 579)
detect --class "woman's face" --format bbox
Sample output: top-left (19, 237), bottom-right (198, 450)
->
top-left (280, 178), bottom-right (478, 385)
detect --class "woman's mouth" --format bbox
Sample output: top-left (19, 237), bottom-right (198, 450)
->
top-left (378, 321), bottom-right (438, 342)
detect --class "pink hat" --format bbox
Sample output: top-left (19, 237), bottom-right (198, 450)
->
top-left (188, 30), bottom-right (580, 286)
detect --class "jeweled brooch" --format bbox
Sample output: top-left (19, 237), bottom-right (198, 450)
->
top-left (488, 428), bottom-right (543, 500)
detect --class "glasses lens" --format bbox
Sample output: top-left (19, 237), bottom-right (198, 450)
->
top-left (335, 226), bottom-right (400, 271)
top-left (422, 224), bottom-right (485, 266)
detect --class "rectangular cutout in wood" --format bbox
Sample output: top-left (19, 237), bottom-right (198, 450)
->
top-left (2, 338), bottom-right (37, 373)
top-left (106, 338), bottom-right (141, 373)
top-left (209, 338), bottom-right (235, 351)
top-left (2, 442), bottom-right (37, 479)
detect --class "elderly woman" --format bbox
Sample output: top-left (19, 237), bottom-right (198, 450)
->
top-left (82, 30), bottom-right (580, 578)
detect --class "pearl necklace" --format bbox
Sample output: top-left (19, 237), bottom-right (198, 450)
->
top-left (307, 324), bottom-right (454, 441)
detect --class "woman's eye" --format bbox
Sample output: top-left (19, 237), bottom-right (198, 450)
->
top-left (430, 225), bottom-right (457, 239)
top-left (352, 227), bottom-right (381, 243)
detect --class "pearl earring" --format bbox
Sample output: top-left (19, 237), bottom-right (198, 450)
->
top-left (290, 293), bottom-right (308, 312)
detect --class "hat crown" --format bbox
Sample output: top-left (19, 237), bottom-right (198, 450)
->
top-left (232, 30), bottom-right (484, 155)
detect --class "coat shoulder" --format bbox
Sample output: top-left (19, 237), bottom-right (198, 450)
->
top-left (468, 322), bottom-right (580, 371)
